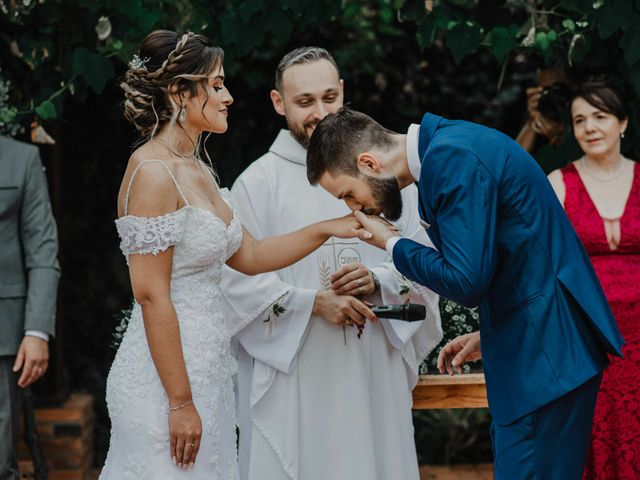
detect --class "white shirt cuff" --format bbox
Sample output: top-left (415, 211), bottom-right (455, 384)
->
top-left (25, 330), bottom-right (49, 341)
top-left (385, 236), bottom-right (402, 258)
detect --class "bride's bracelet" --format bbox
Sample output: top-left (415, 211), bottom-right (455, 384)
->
top-left (168, 400), bottom-right (193, 412)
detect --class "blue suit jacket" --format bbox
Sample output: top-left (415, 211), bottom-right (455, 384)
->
top-left (393, 113), bottom-right (624, 424)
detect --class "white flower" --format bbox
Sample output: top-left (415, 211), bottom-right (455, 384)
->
top-left (95, 16), bottom-right (112, 41)
top-left (521, 26), bottom-right (536, 47)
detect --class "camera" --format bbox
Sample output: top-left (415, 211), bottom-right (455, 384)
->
top-left (537, 82), bottom-right (572, 122)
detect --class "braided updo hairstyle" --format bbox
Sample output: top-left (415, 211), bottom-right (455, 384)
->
top-left (121, 30), bottom-right (224, 140)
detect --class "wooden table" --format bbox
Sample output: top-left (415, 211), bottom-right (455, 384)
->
top-left (412, 374), bottom-right (488, 409)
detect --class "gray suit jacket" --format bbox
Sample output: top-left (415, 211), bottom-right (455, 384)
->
top-left (0, 136), bottom-right (60, 355)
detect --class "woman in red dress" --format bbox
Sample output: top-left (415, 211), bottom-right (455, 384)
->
top-left (548, 79), bottom-right (640, 479)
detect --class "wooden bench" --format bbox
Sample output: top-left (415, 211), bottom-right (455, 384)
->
top-left (412, 373), bottom-right (488, 409)
top-left (413, 374), bottom-right (493, 478)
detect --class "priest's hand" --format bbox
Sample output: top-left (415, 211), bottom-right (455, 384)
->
top-left (353, 211), bottom-right (399, 250)
top-left (330, 262), bottom-right (375, 296)
top-left (313, 289), bottom-right (378, 326)
top-left (437, 331), bottom-right (482, 376)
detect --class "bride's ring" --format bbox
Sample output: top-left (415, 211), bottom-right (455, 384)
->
top-left (185, 443), bottom-right (195, 447)
top-left (344, 317), bottom-right (353, 326)
top-left (356, 278), bottom-right (363, 286)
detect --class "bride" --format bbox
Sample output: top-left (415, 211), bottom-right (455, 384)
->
top-left (100, 30), bottom-right (372, 479)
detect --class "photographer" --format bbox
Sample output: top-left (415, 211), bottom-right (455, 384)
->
top-left (516, 80), bottom-right (572, 153)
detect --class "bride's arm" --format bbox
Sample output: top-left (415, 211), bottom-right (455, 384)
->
top-left (124, 162), bottom-right (201, 470)
top-left (130, 257), bottom-right (187, 405)
top-left (227, 219), bottom-right (365, 275)
top-left (129, 252), bottom-right (201, 468)
top-left (226, 214), bottom-right (370, 275)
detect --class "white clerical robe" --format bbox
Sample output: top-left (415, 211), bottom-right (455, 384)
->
top-left (222, 130), bottom-right (442, 480)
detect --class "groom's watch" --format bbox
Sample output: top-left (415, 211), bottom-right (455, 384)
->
top-left (371, 271), bottom-right (380, 294)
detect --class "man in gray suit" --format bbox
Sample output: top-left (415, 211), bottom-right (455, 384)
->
top-left (0, 135), bottom-right (59, 479)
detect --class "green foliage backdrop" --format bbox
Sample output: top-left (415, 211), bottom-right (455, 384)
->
top-left (1, 0), bottom-right (638, 466)
top-left (3, 0), bottom-right (640, 162)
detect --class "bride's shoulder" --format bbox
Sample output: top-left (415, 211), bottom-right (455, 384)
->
top-left (120, 155), bottom-right (181, 218)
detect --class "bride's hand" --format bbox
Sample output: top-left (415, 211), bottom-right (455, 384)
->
top-left (352, 211), bottom-right (400, 249)
top-left (323, 214), bottom-right (373, 240)
top-left (169, 402), bottom-right (202, 470)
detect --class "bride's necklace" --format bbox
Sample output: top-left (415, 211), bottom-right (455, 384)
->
top-left (581, 155), bottom-right (626, 183)
top-left (157, 137), bottom-right (197, 161)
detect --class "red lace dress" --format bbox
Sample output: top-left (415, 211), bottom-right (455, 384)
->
top-left (561, 162), bottom-right (640, 480)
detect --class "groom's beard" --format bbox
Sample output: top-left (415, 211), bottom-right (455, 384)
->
top-left (288, 118), bottom-right (319, 149)
top-left (362, 176), bottom-right (403, 221)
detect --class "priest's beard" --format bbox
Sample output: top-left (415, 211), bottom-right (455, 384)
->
top-left (361, 176), bottom-right (403, 221)
top-left (287, 118), bottom-right (319, 149)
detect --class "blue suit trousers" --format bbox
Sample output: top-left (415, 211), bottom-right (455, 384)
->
top-left (491, 372), bottom-right (602, 480)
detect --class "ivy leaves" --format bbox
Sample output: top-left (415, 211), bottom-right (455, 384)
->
top-left (31, 46), bottom-right (115, 121)
top-left (407, 0), bottom-right (640, 158)
top-left (487, 26), bottom-right (519, 63)
top-left (446, 21), bottom-right (483, 64)
top-left (595, 0), bottom-right (634, 38)
top-left (35, 100), bottom-right (56, 120)
top-left (3, 0), bottom-right (640, 154)
top-left (219, 1), bottom-right (341, 59)
top-left (411, 0), bottom-right (640, 100)
top-left (73, 47), bottom-right (115, 94)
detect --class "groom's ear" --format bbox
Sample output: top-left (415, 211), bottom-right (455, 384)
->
top-left (356, 152), bottom-right (383, 174)
top-left (270, 89), bottom-right (286, 117)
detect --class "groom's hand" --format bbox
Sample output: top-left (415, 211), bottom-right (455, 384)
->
top-left (437, 331), bottom-right (482, 376)
top-left (353, 211), bottom-right (399, 250)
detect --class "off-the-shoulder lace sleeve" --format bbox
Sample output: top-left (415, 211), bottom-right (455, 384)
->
top-left (115, 209), bottom-right (186, 258)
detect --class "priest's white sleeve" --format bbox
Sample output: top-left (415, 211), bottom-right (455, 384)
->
top-left (221, 173), bottom-right (317, 375)
top-left (224, 278), bottom-right (316, 374)
top-left (366, 185), bottom-right (443, 386)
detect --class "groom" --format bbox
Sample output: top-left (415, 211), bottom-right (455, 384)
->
top-left (222, 49), bottom-right (441, 480)
top-left (306, 107), bottom-right (624, 479)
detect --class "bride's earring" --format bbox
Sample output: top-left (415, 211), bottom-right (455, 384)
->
top-left (621, 131), bottom-right (625, 139)
top-left (179, 106), bottom-right (186, 123)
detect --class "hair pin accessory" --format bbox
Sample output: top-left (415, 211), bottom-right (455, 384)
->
top-left (130, 54), bottom-right (150, 71)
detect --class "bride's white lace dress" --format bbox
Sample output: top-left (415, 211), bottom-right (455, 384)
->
top-left (100, 161), bottom-right (242, 479)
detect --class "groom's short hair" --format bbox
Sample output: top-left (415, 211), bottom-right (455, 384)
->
top-left (307, 106), bottom-right (394, 185)
top-left (275, 47), bottom-right (340, 92)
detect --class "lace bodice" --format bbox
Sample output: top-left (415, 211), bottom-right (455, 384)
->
top-left (116, 199), bottom-right (241, 263)
top-left (116, 159), bottom-right (241, 255)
